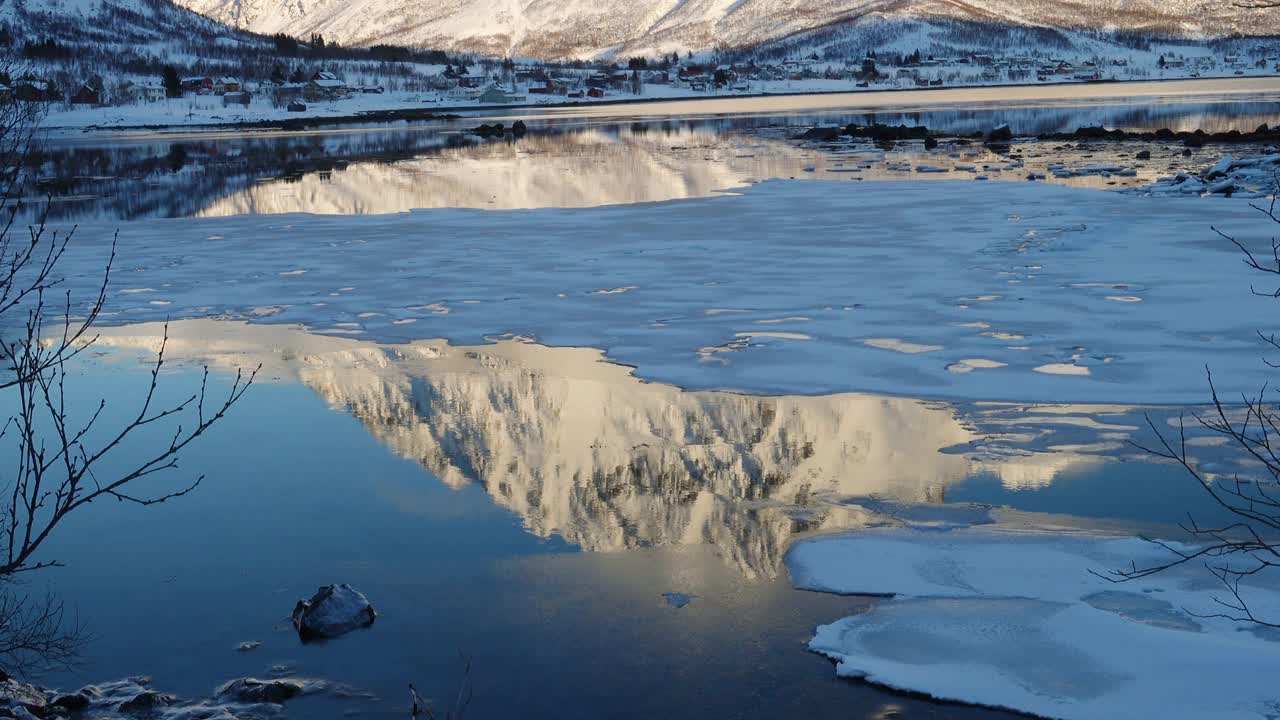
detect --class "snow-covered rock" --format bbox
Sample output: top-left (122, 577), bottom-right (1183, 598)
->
top-left (0, 679), bottom-right (49, 715)
top-left (291, 584), bottom-right (377, 641)
top-left (216, 678), bottom-right (318, 704)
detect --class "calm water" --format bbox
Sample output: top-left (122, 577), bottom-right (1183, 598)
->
top-left (23, 77), bottom-right (1280, 223)
top-left (10, 80), bottom-right (1278, 718)
top-left (22, 321), bottom-right (1241, 719)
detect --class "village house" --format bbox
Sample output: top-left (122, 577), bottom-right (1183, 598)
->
top-left (446, 84), bottom-right (482, 101)
top-left (306, 71), bottom-right (349, 100)
top-left (180, 76), bottom-right (213, 93)
top-left (478, 84), bottom-right (526, 104)
top-left (15, 79), bottom-right (56, 102)
top-left (212, 76), bottom-right (241, 94)
top-left (70, 83), bottom-right (100, 105)
top-left (222, 90), bottom-right (251, 106)
top-left (143, 82), bottom-right (166, 102)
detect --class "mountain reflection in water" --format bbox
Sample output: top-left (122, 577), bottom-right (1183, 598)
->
top-left (26, 85), bottom-right (1280, 223)
top-left (83, 320), bottom-right (1173, 579)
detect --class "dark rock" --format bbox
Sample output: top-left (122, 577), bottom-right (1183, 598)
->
top-left (216, 678), bottom-right (307, 704)
top-left (1135, 150), bottom-right (1151, 160)
top-left (1257, 123), bottom-right (1271, 134)
top-left (1183, 148), bottom-right (1193, 156)
top-left (117, 691), bottom-right (175, 714)
top-left (511, 120), bottom-right (527, 137)
top-left (50, 692), bottom-right (91, 712)
top-left (470, 123), bottom-right (507, 138)
top-left (291, 584), bottom-right (376, 641)
top-left (797, 126), bottom-right (840, 142)
top-left (987, 124), bottom-right (1013, 143)
top-left (923, 136), bottom-right (938, 149)
top-left (844, 123), bottom-right (930, 142)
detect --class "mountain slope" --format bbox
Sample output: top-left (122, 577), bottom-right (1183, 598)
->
top-left (172, 0), bottom-right (1279, 59)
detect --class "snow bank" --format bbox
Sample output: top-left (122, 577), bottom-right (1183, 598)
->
top-left (788, 527), bottom-right (1280, 720)
top-left (52, 179), bottom-right (1278, 403)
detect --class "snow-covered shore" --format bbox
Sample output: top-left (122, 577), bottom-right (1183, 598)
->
top-left (38, 75), bottom-right (1280, 133)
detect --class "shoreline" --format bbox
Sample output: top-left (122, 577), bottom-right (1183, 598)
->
top-left (49, 73), bottom-right (1280, 137)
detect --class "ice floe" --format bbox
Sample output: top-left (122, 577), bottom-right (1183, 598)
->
top-left (788, 527), bottom-right (1280, 720)
top-left (1140, 149), bottom-right (1280, 197)
top-left (48, 180), bottom-right (1280, 403)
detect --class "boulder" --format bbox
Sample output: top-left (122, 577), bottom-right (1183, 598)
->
top-left (216, 678), bottom-right (308, 704)
top-left (987, 124), bottom-right (1013, 143)
top-left (117, 690), bottom-right (175, 714)
top-left (1073, 125), bottom-right (1109, 139)
top-left (511, 120), bottom-right (528, 137)
top-left (797, 126), bottom-right (840, 142)
top-left (50, 692), bottom-right (91, 712)
top-left (1135, 150), bottom-right (1151, 160)
top-left (470, 123), bottom-right (506, 138)
top-left (844, 123), bottom-right (929, 141)
top-left (0, 679), bottom-right (47, 713)
top-left (291, 584), bottom-right (376, 640)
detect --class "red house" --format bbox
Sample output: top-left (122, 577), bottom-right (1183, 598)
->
top-left (70, 84), bottom-right (100, 105)
top-left (587, 87), bottom-right (605, 98)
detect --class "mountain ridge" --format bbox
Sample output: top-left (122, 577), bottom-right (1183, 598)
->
top-left (170, 0), bottom-right (1279, 60)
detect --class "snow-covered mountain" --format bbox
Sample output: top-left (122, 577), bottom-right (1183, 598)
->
top-left (2, 0), bottom-right (259, 47)
top-left (171, 0), bottom-right (1277, 59)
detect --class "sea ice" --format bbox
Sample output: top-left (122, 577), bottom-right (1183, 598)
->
top-left (788, 527), bottom-right (1280, 720)
top-left (46, 180), bottom-right (1280, 403)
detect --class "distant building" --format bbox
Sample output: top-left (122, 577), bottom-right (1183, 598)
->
top-left (14, 79), bottom-right (56, 102)
top-left (181, 76), bottom-right (213, 93)
top-left (142, 83), bottom-right (166, 102)
top-left (306, 71), bottom-right (349, 100)
top-left (478, 84), bottom-right (526, 104)
top-left (213, 76), bottom-right (241, 94)
top-left (70, 84), bottom-right (100, 105)
top-left (447, 85), bottom-right (482, 101)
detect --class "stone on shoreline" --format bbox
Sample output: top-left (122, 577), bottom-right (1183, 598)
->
top-left (216, 677), bottom-right (313, 704)
top-left (117, 690), bottom-right (176, 714)
top-left (291, 584), bottom-right (377, 641)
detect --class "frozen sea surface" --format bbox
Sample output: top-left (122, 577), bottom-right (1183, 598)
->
top-left (788, 527), bottom-right (1280, 720)
top-left (52, 179), bottom-right (1278, 403)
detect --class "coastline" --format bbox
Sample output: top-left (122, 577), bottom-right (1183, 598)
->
top-left (45, 73), bottom-right (1280, 138)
